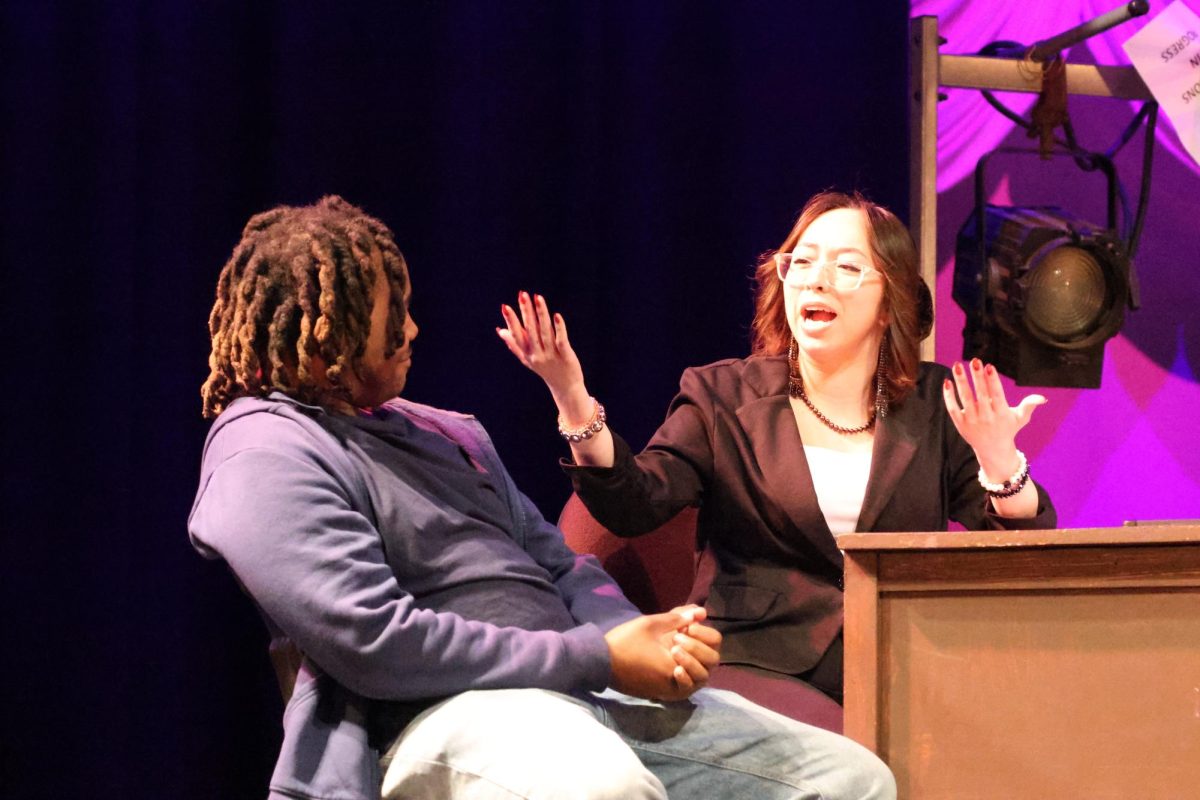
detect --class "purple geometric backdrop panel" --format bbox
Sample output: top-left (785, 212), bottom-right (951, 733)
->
top-left (912, 0), bottom-right (1200, 527)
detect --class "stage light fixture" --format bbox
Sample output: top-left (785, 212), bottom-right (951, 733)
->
top-left (942, 3), bottom-right (1158, 391)
top-left (953, 149), bottom-right (1138, 389)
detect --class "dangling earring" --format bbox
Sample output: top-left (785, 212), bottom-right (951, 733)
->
top-left (874, 333), bottom-right (890, 420)
top-left (787, 337), bottom-right (803, 398)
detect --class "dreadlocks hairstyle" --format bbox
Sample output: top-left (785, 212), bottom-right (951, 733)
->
top-left (201, 196), bottom-right (411, 418)
top-left (750, 190), bottom-right (934, 408)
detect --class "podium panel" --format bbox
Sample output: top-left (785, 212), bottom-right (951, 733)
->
top-left (838, 525), bottom-right (1200, 799)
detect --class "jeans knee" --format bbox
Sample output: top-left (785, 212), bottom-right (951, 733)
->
top-left (583, 762), bottom-right (666, 800)
top-left (837, 745), bottom-right (896, 800)
top-left (533, 753), bottom-right (665, 800)
top-left (382, 688), bottom-right (667, 800)
top-left (383, 756), bottom-right (666, 800)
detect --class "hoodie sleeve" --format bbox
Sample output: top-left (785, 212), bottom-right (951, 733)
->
top-left (509, 480), bottom-right (642, 632)
top-left (188, 417), bottom-right (613, 702)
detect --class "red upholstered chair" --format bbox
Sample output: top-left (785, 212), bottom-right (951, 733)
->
top-left (557, 493), bottom-right (699, 614)
top-left (268, 636), bottom-right (304, 702)
top-left (266, 500), bottom-right (840, 733)
top-left (558, 493), bottom-right (844, 732)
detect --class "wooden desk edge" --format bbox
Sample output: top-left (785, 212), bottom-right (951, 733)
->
top-left (837, 525), bottom-right (1200, 551)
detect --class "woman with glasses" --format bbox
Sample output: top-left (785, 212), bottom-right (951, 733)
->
top-left (498, 190), bottom-right (1056, 729)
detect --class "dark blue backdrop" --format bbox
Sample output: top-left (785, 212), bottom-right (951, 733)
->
top-left (2, 3), bottom-right (907, 797)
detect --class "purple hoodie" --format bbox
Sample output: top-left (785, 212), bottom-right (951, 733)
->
top-left (188, 393), bottom-right (640, 800)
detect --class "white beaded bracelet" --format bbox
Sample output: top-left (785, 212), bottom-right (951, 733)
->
top-left (558, 398), bottom-right (607, 443)
top-left (978, 449), bottom-right (1030, 498)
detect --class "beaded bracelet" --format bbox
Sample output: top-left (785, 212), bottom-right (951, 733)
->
top-left (978, 449), bottom-right (1030, 499)
top-left (558, 398), bottom-right (607, 443)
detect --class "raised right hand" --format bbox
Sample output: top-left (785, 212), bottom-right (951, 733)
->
top-left (497, 291), bottom-right (615, 467)
top-left (497, 291), bottom-right (586, 404)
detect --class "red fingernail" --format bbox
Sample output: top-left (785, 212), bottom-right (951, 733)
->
top-left (971, 358), bottom-right (982, 370)
top-left (985, 364), bottom-right (995, 376)
top-left (521, 291), bottom-right (529, 302)
top-left (954, 362), bottom-right (963, 375)
top-left (944, 379), bottom-right (952, 391)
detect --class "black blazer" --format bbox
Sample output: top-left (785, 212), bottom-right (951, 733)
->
top-left (567, 355), bottom-right (1056, 682)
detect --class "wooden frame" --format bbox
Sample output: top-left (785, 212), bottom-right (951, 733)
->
top-left (907, 15), bottom-right (1153, 363)
top-left (838, 524), bottom-right (1200, 798)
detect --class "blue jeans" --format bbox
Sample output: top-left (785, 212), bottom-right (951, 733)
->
top-left (380, 687), bottom-right (894, 799)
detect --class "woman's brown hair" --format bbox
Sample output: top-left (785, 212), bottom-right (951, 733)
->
top-left (750, 190), bottom-right (932, 406)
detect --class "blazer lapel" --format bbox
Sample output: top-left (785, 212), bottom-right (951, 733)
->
top-left (735, 393), bottom-right (843, 570)
top-left (856, 391), bottom-right (932, 531)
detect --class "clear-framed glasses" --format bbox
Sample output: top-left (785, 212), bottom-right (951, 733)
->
top-left (773, 252), bottom-right (880, 291)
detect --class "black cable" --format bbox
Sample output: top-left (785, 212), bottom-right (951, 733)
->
top-left (975, 39), bottom-right (1158, 248)
top-left (1123, 102), bottom-right (1157, 310)
top-left (977, 42), bottom-right (1149, 159)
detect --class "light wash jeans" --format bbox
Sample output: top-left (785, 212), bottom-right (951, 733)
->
top-left (380, 687), bottom-right (895, 800)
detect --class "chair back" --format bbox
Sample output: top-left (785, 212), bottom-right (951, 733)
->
top-left (268, 636), bottom-right (304, 703)
top-left (558, 493), bottom-right (698, 613)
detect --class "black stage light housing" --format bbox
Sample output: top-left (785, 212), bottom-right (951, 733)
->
top-left (954, 205), bottom-right (1130, 388)
top-left (953, 152), bottom-right (1134, 389)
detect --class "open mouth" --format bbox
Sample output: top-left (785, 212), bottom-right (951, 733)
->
top-left (802, 305), bottom-right (838, 324)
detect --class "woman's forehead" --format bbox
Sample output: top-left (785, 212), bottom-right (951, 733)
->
top-left (797, 210), bottom-right (871, 257)
top-left (800, 207), bottom-right (868, 238)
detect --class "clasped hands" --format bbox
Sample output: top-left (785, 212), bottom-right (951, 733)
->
top-left (604, 605), bottom-right (722, 702)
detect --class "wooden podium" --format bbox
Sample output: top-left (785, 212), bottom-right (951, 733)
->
top-left (837, 524), bottom-right (1200, 799)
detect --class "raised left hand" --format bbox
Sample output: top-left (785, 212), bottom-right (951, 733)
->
top-left (942, 358), bottom-right (1046, 474)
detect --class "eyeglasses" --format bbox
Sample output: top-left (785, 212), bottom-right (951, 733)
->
top-left (773, 253), bottom-right (880, 291)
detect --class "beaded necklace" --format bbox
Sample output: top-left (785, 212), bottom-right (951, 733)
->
top-left (787, 339), bottom-right (876, 435)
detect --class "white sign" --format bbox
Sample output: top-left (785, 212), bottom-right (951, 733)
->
top-left (1123, 1), bottom-right (1200, 167)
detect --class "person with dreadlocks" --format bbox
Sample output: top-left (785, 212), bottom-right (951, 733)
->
top-left (188, 196), bottom-right (895, 800)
